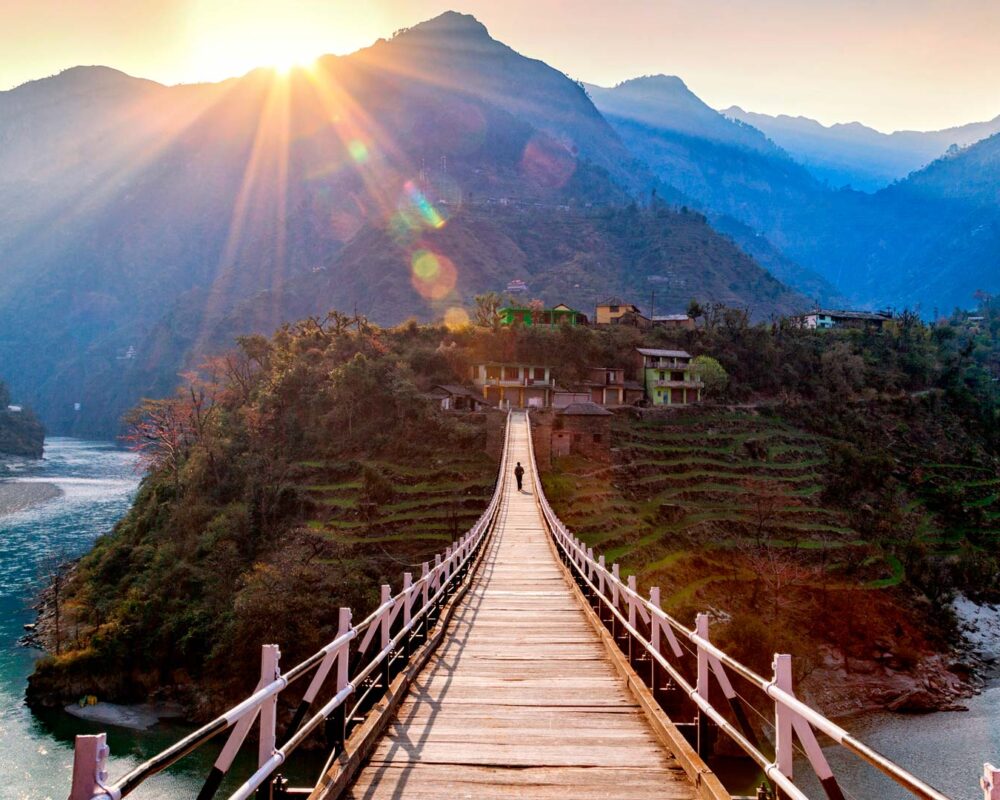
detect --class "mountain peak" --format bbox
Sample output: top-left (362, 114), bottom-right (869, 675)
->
top-left (405, 11), bottom-right (491, 40)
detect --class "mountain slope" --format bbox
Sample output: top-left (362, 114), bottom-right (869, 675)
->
top-left (0, 14), bottom-right (800, 436)
top-left (724, 106), bottom-right (1000, 191)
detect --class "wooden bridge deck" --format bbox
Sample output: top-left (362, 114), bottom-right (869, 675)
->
top-left (343, 412), bottom-right (697, 799)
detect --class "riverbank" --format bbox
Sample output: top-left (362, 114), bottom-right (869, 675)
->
top-left (0, 481), bottom-right (63, 517)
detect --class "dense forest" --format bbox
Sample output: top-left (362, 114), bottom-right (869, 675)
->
top-left (27, 298), bottom-right (1000, 717)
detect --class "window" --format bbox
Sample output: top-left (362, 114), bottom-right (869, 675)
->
top-left (533, 367), bottom-right (546, 380)
top-left (593, 433), bottom-right (602, 443)
top-left (659, 371), bottom-right (665, 380)
top-left (609, 305), bottom-right (620, 313)
top-left (503, 366), bottom-right (519, 380)
top-left (486, 366), bottom-right (501, 380)
top-left (671, 371), bottom-right (684, 382)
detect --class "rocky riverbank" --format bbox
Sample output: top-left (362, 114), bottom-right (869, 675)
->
top-left (804, 595), bottom-right (1000, 718)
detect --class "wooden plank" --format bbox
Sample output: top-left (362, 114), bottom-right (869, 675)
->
top-left (329, 413), bottom-right (708, 800)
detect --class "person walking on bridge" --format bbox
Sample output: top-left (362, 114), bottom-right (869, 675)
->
top-left (514, 461), bottom-right (525, 492)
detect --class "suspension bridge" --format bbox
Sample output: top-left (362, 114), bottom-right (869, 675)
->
top-left (67, 411), bottom-right (995, 800)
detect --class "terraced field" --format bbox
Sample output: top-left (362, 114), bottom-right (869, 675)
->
top-left (540, 409), bottom-right (890, 615)
top-left (297, 453), bottom-right (497, 563)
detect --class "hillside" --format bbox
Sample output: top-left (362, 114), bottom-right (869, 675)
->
top-left (0, 13), bottom-right (804, 438)
top-left (27, 299), bottom-right (1000, 718)
top-left (540, 308), bottom-right (1000, 713)
top-left (0, 379), bottom-right (44, 458)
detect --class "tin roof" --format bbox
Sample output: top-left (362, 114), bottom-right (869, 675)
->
top-left (636, 348), bottom-right (692, 358)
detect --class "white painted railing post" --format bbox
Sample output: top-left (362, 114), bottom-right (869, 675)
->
top-left (774, 653), bottom-right (794, 783)
top-left (983, 764), bottom-right (1000, 799)
top-left (258, 644), bottom-right (280, 773)
top-left (627, 575), bottom-right (638, 629)
top-left (612, 563), bottom-right (621, 609)
top-left (421, 562), bottom-right (430, 608)
top-left (695, 613), bottom-right (710, 756)
top-left (68, 733), bottom-right (110, 800)
top-left (402, 572), bottom-right (413, 627)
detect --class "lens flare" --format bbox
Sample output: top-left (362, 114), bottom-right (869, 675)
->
top-left (348, 139), bottom-right (369, 164)
top-left (403, 180), bottom-right (446, 229)
top-left (443, 307), bottom-right (470, 329)
top-left (411, 249), bottom-right (457, 300)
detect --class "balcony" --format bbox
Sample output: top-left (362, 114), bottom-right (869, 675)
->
top-left (653, 379), bottom-right (704, 389)
top-left (476, 377), bottom-right (554, 388)
top-left (647, 360), bottom-right (697, 370)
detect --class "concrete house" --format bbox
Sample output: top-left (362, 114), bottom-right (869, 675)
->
top-left (549, 403), bottom-right (614, 462)
top-left (634, 348), bottom-right (703, 406)
top-left (792, 309), bottom-right (892, 331)
top-left (594, 298), bottom-right (651, 330)
top-left (652, 314), bottom-right (696, 330)
top-left (471, 363), bottom-right (554, 408)
top-left (425, 385), bottom-right (491, 411)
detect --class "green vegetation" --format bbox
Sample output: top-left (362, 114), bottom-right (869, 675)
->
top-left (27, 316), bottom-right (498, 713)
top-left (543, 300), bottom-right (999, 682)
top-left (26, 296), bottom-right (999, 714)
top-left (0, 378), bottom-right (44, 458)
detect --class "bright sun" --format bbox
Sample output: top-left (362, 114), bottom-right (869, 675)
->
top-left (187, 1), bottom-right (368, 82)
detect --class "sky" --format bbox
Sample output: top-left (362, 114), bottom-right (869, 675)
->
top-left (1, 0), bottom-right (999, 133)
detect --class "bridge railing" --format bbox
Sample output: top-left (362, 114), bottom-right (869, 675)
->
top-left (67, 411), bottom-right (512, 800)
top-left (524, 410), bottom-right (955, 800)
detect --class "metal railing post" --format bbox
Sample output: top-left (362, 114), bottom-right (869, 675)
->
top-left (774, 653), bottom-right (794, 796)
top-left (256, 644), bottom-right (280, 800)
top-left (380, 585), bottom-right (392, 689)
top-left (696, 613), bottom-right (711, 757)
top-left (627, 575), bottom-right (637, 663)
top-left (649, 587), bottom-right (662, 696)
top-left (68, 733), bottom-right (110, 800)
top-left (402, 572), bottom-right (413, 658)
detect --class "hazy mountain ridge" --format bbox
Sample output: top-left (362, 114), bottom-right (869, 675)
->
top-left (724, 105), bottom-right (1000, 191)
top-left (589, 69), bottom-right (1000, 312)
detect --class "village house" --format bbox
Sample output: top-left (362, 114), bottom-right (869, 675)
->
top-left (594, 298), bottom-right (651, 330)
top-left (634, 348), bottom-right (703, 406)
top-left (547, 402), bottom-right (613, 462)
top-left (498, 303), bottom-right (588, 327)
top-left (471, 363), bottom-right (554, 408)
top-left (582, 367), bottom-right (645, 406)
top-left (652, 313), bottom-right (696, 330)
top-left (424, 384), bottom-right (491, 412)
top-left (792, 309), bottom-right (893, 331)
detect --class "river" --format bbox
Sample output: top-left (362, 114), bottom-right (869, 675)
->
top-left (2, 440), bottom-right (998, 799)
top-left (0, 438), bottom-right (217, 800)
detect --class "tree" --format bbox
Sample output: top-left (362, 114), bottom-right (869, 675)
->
top-left (473, 292), bottom-right (503, 328)
top-left (686, 299), bottom-right (704, 323)
top-left (692, 355), bottom-right (728, 399)
top-left (122, 398), bottom-right (192, 489)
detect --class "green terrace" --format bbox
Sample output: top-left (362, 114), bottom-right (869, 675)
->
top-left (294, 453), bottom-right (497, 560)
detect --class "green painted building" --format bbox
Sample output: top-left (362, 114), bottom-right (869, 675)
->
top-left (498, 304), bottom-right (588, 327)
top-left (634, 348), bottom-right (703, 405)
